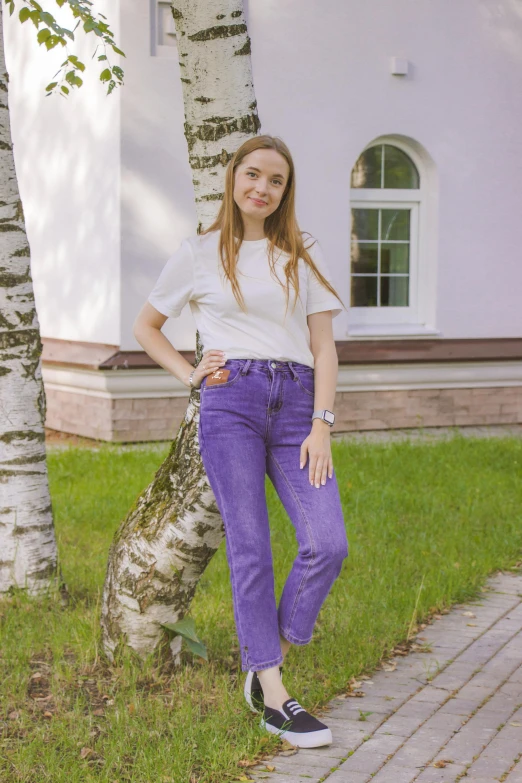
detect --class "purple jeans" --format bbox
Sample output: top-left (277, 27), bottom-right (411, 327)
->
top-left (197, 358), bottom-right (349, 672)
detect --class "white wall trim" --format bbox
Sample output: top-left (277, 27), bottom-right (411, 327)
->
top-left (347, 324), bottom-right (441, 339)
top-left (42, 360), bottom-right (522, 401)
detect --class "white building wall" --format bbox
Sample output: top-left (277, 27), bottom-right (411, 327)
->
top-left (4, 0), bottom-right (121, 345)
top-left (6, 0), bottom-right (522, 351)
top-left (245, 0), bottom-right (522, 340)
top-left (119, 0), bottom-right (196, 352)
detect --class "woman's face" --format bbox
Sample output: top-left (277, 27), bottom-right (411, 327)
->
top-left (233, 148), bottom-right (290, 225)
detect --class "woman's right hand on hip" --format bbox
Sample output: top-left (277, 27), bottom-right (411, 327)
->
top-left (192, 349), bottom-right (226, 389)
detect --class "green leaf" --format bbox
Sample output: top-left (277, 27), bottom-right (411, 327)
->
top-left (184, 637), bottom-right (208, 660)
top-left (111, 44), bottom-right (125, 57)
top-left (40, 11), bottom-right (55, 26)
top-left (162, 617), bottom-right (200, 643)
top-left (97, 55), bottom-right (107, 61)
top-left (19, 7), bottom-right (31, 23)
top-left (29, 9), bottom-right (41, 28)
top-left (37, 28), bottom-right (51, 44)
top-left (45, 82), bottom-right (58, 92)
top-left (61, 85), bottom-right (69, 95)
top-left (8, 2), bottom-right (15, 17)
top-left (161, 617), bottom-right (208, 661)
top-left (99, 68), bottom-right (111, 82)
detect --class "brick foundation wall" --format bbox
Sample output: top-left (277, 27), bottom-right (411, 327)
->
top-left (44, 385), bottom-right (522, 443)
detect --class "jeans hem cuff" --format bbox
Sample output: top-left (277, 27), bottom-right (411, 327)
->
top-left (279, 628), bottom-right (312, 645)
top-left (243, 655), bottom-right (285, 673)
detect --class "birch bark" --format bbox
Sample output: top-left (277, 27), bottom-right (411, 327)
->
top-left (0, 7), bottom-right (60, 595)
top-left (100, 0), bottom-right (260, 661)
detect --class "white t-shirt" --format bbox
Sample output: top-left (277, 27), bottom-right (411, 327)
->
top-left (147, 230), bottom-right (344, 369)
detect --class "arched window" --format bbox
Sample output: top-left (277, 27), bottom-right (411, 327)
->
top-left (349, 138), bottom-right (437, 337)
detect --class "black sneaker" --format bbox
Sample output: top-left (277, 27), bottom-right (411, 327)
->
top-left (244, 666), bottom-right (284, 714)
top-left (260, 698), bottom-right (332, 748)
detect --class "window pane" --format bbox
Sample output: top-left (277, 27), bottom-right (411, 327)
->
top-left (351, 146), bottom-right (382, 188)
top-left (380, 276), bottom-right (409, 306)
top-left (351, 208), bottom-right (379, 241)
top-left (383, 145), bottom-right (419, 188)
top-left (351, 276), bottom-right (378, 307)
top-left (381, 209), bottom-right (410, 241)
top-left (380, 243), bottom-right (409, 274)
top-left (351, 242), bottom-right (378, 274)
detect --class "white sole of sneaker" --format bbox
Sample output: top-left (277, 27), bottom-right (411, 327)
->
top-left (260, 717), bottom-right (333, 748)
top-left (244, 670), bottom-right (260, 714)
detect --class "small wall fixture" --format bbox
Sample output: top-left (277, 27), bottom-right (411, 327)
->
top-left (390, 57), bottom-right (409, 76)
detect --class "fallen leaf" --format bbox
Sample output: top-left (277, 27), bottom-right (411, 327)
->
top-left (279, 749), bottom-right (298, 756)
top-left (30, 672), bottom-right (43, 680)
top-left (8, 711), bottom-right (19, 720)
top-left (237, 759), bottom-right (258, 768)
top-left (128, 703), bottom-right (135, 715)
top-left (80, 747), bottom-right (94, 759)
top-left (467, 623), bottom-right (477, 627)
top-left (433, 759), bottom-right (453, 768)
top-left (265, 765), bottom-right (276, 771)
top-left (510, 721), bottom-right (522, 727)
top-left (43, 711), bottom-right (53, 718)
top-left (347, 691), bottom-right (365, 698)
top-left (93, 708), bottom-right (104, 717)
top-left (462, 611), bottom-right (476, 618)
top-left (382, 660), bottom-right (397, 672)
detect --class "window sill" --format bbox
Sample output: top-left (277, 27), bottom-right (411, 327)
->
top-left (346, 324), bottom-right (441, 340)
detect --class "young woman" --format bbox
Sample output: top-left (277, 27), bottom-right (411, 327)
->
top-left (134, 135), bottom-right (349, 748)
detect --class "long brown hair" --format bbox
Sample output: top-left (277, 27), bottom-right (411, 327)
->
top-left (201, 135), bottom-right (347, 318)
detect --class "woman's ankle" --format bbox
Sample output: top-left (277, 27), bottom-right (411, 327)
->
top-left (257, 665), bottom-right (289, 710)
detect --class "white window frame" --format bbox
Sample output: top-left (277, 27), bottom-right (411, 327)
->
top-left (348, 136), bottom-right (439, 339)
top-left (150, 0), bottom-right (178, 58)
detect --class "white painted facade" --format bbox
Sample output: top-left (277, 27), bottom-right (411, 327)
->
top-left (5, 0), bottom-right (522, 353)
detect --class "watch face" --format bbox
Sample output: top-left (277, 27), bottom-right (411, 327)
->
top-left (324, 410), bottom-right (335, 425)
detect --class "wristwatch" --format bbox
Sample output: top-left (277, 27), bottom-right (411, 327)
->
top-left (312, 409), bottom-right (335, 427)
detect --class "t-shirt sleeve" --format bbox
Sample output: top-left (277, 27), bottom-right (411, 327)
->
top-left (305, 238), bottom-right (344, 318)
top-left (147, 239), bottom-right (195, 318)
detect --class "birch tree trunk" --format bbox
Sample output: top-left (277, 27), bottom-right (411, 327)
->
top-left (100, 0), bottom-right (260, 662)
top-left (0, 7), bottom-right (60, 595)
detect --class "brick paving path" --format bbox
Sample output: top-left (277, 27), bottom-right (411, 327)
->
top-left (249, 571), bottom-right (522, 783)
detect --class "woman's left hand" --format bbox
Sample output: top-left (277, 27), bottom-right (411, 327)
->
top-left (300, 422), bottom-right (333, 488)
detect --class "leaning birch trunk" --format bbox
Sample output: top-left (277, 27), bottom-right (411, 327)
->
top-left (0, 8), bottom-right (60, 594)
top-left (100, 0), bottom-right (260, 662)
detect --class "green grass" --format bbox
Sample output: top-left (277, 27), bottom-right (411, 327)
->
top-left (1, 434), bottom-right (522, 782)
